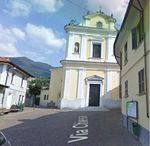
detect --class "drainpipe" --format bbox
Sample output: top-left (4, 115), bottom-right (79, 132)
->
top-left (131, 0), bottom-right (149, 118)
top-left (137, 0), bottom-right (149, 118)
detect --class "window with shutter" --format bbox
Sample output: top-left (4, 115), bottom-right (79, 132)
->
top-left (132, 19), bottom-right (144, 50)
top-left (125, 80), bottom-right (128, 98)
top-left (132, 27), bottom-right (137, 49)
top-left (124, 42), bottom-right (128, 65)
top-left (138, 68), bottom-right (145, 94)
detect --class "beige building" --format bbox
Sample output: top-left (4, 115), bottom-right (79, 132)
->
top-left (39, 87), bottom-right (49, 107)
top-left (114, 0), bottom-right (149, 146)
top-left (49, 11), bottom-right (120, 109)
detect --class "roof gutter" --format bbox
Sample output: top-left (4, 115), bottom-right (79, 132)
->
top-left (113, 0), bottom-right (134, 65)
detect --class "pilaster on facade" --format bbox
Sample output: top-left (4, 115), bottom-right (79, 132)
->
top-left (63, 68), bottom-right (71, 99)
top-left (80, 35), bottom-right (87, 60)
top-left (77, 68), bottom-right (85, 99)
top-left (104, 71), bottom-right (107, 95)
top-left (66, 33), bottom-right (74, 60)
top-left (106, 36), bottom-right (116, 63)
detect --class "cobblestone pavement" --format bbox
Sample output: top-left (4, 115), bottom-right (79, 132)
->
top-left (0, 107), bottom-right (142, 146)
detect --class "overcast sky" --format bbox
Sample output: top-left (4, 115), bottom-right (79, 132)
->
top-left (0, 0), bottom-right (129, 67)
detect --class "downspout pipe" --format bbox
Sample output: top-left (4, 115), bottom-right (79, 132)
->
top-left (137, 0), bottom-right (149, 118)
top-left (132, 0), bottom-right (149, 118)
top-left (139, 2), bottom-right (149, 118)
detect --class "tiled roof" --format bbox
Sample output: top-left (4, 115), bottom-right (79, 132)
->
top-left (0, 57), bottom-right (10, 62)
top-left (0, 56), bottom-right (33, 77)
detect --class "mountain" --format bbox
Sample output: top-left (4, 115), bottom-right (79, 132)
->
top-left (10, 57), bottom-right (53, 78)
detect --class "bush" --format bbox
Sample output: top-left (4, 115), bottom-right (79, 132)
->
top-left (18, 103), bottom-right (24, 111)
top-left (47, 101), bottom-right (56, 108)
top-left (11, 103), bottom-right (24, 111)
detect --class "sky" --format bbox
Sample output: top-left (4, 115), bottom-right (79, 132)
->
top-left (0, 0), bottom-right (129, 67)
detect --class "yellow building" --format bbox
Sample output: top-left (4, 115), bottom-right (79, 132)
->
top-left (49, 11), bottom-right (120, 109)
top-left (114, 0), bottom-right (149, 146)
top-left (39, 87), bottom-right (49, 107)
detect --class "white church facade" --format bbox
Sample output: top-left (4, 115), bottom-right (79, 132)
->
top-left (49, 11), bottom-right (120, 109)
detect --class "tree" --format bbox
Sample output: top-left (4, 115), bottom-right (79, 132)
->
top-left (28, 78), bottom-right (50, 105)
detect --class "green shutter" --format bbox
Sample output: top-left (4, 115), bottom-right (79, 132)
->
top-left (132, 27), bottom-right (137, 49)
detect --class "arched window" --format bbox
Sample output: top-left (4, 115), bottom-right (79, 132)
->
top-left (74, 42), bottom-right (79, 53)
top-left (96, 21), bottom-right (103, 28)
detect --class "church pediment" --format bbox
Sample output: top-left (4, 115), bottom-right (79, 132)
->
top-left (85, 75), bottom-right (104, 82)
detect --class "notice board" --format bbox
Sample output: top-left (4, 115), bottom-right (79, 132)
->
top-left (126, 101), bottom-right (138, 119)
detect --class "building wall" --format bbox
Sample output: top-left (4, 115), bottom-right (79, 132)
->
top-left (88, 37), bottom-right (107, 62)
top-left (0, 64), bottom-right (5, 107)
top-left (110, 71), bottom-right (120, 100)
top-left (0, 65), bottom-right (3, 80)
top-left (85, 15), bottom-right (109, 28)
top-left (60, 68), bottom-right (105, 109)
top-left (50, 12), bottom-right (120, 109)
top-left (66, 33), bottom-right (116, 63)
top-left (0, 64), bottom-right (28, 109)
top-left (39, 89), bottom-right (49, 107)
top-left (68, 69), bottom-right (78, 100)
top-left (117, 1), bottom-right (150, 146)
top-left (49, 68), bottom-right (63, 107)
top-left (3, 88), bottom-right (26, 109)
top-left (65, 14), bottom-right (117, 63)
top-left (84, 14), bottom-right (116, 31)
top-left (0, 64), bottom-right (7, 85)
top-left (59, 65), bottom-right (120, 109)
top-left (121, 57), bottom-right (148, 129)
top-left (85, 70), bottom-right (104, 78)
top-left (120, 0), bottom-right (149, 132)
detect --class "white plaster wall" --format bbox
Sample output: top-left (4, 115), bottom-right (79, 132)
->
top-left (7, 71), bottom-right (27, 93)
top-left (80, 35), bottom-right (87, 60)
top-left (106, 36), bottom-right (116, 63)
top-left (0, 64), bottom-right (7, 85)
top-left (62, 68), bottom-right (71, 99)
top-left (66, 33), bottom-right (74, 60)
top-left (3, 88), bottom-right (26, 109)
top-left (0, 64), bottom-right (28, 109)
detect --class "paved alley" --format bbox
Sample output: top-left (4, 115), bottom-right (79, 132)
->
top-left (0, 107), bottom-right (142, 146)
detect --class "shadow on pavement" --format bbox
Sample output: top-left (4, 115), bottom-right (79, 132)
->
top-left (0, 108), bottom-right (142, 146)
